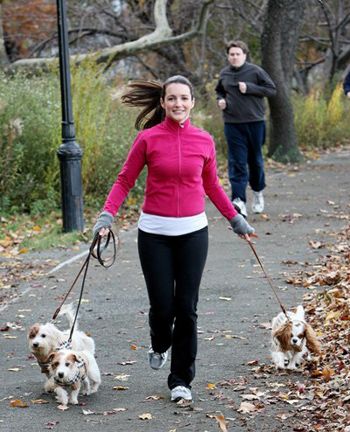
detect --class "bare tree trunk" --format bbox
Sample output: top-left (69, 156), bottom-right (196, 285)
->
top-left (0, 5), bottom-right (9, 67)
top-left (261, 0), bottom-right (304, 162)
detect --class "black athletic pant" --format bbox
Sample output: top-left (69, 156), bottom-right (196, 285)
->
top-left (138, 226), bottom-right (208, 389)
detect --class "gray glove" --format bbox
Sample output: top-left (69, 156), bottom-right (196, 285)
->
top-left (229, 214), bottom-right (255, 236)
top-left (93, 211), bottom-right (114, 237)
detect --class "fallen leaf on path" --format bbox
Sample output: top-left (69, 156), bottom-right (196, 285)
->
top-left (308, 240), bottom-right (324, 249)
top-left (145, 395), bottom-right (163, 401)
top-left (31, 399), bottom-right (49, 404)
top-left (237, 402), bottom-right (259, 414)
top-left (215, 413), bottom-right (228, 432)
top-left (10, 399), bottom-right (28, 408)
top-left (139, 413), bottom-right (152, 420)
top-left (114, 373), bottom-right (130, 381)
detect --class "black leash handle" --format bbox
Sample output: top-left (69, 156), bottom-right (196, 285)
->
top-left (52, 229), bottom-right (118, 330)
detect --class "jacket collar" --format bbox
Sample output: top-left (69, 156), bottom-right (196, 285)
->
top-left (163, 116), bottom-right (191, 132)
top-left (229, 62), bottom-right (248, 72)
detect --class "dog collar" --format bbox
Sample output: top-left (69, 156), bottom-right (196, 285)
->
top-left (56, 340), bottom-right (72, 351)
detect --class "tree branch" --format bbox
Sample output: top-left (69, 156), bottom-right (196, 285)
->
top-left (8, 0), bottom-right (214, 73)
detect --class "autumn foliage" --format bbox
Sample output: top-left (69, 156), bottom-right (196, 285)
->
top-left (3, 0), bottom-right (56, 60)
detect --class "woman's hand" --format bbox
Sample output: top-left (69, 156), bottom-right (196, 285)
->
top-left (92, 211), bottom-right (114, 238)
top-left (229, 214), bottom-right (257, 240)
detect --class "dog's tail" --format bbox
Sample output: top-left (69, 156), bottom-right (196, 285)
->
top-left (58, 303), bottom-right (78, 330)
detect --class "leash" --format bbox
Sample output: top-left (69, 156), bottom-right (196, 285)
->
top-left (51, 229), bottom-right (118, 343)
top-left (245, 238), bottom-right (289, 318)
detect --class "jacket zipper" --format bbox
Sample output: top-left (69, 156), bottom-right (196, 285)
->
top-left (177, 127), bottom-right (181, 217)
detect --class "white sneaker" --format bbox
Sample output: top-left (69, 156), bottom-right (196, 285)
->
top-left (232, 198), bottom-right (247, 218)
top-left (170, 386), bottom-right (192, 402)
top-left (148, 347), bottom-right (168, 370)
top-left (252, 191), bottom-right (264, 213)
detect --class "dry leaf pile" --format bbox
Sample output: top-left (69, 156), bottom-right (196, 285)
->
top-left (282, 224), bottom-right (350, 430)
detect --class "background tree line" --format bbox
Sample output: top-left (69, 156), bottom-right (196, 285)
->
top-left (0, 0), bottom-right (349, 213)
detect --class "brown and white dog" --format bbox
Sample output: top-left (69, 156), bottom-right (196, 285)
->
top-left (48, 349), bottom-right (101, 406)
top-left (271, 305), bottom-right (321, 370)
top-left (28, 304), bottom-right (95, 391)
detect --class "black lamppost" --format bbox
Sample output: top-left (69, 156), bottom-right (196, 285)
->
top-left (56, 0), bottom-right (84, 232)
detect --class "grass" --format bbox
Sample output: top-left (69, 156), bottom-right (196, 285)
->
top-left (0, 211), bottom-right (90, 254)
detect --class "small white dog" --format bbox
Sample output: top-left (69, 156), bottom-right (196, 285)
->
top-left (48, 349), bottom-right (101, 406)
top-left (271, 305), bottom-right (321, 370)
top-left (28, 304), bottom-right (95, 391)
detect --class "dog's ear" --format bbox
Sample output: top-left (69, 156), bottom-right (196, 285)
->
top-left (273, 322), bottom-right (292, 351)
top-left (305, 324), bottom-right (321, 354)
top-left (47, 352), bottom-right (57, 363)
top-left (28, 324), bottom-right (40, 339)
top-left (67, 353), bottom-right (78, 363)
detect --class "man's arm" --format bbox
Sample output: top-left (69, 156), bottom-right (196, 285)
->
top-left (215, 78), bottom-right (226, 100)
top-left (215, 77), bottom-right (227, 109)
top-left (244, 68), bottom-right (277, 98)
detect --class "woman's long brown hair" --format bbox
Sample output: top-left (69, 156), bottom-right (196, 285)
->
top-left (121, 75), bottom-right (194, 130)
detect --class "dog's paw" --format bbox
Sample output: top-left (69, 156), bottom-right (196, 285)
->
top-left (44, 380), bottom-right (55, 393)
top-left (69, 397), bottom-right (79, 405)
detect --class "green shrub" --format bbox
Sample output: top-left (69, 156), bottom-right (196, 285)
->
top-left (293, 84), bottom-right (350, 149)
top-left (0, 65), bottom-right (141, 214)
top-left (0, 71), bottom-right (61, 212)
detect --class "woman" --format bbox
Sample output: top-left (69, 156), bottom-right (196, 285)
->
top-left (93, 75), bottom-right (256, 402)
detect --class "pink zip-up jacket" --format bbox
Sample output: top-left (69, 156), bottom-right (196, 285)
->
top-left (103, 117), bottom-right (237, 220)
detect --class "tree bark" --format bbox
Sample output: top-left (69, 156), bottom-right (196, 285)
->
top-left (261, 0), bottom-right (304, 162)
top-left (0, 5), bottom-right (9, 66)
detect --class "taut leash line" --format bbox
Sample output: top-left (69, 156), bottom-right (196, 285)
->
top-left (245, 238), bottom-right (288, 318)
top-left (52, 229), bottom-right (118, 343)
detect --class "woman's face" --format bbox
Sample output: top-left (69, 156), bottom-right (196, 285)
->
top-left (161, 83), bottom-right (194, 124)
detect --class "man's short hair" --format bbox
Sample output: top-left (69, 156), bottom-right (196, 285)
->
top-left (226, 40), bottom-right (249, 55)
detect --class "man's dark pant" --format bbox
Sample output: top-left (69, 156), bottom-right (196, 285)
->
top-left (138, 226), bottom-right (208, 390)
top-left (224, 121), bottom-right (266, 202)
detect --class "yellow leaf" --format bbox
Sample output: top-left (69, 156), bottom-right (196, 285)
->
top-left (10, 399), bottom-right (28, 408)
top-left (206, 383), bottom-right (216, 390)
top-left (325, 310), bottom-right (341, 322)
top-left (321, 367), bottom-right (335, 382)
top-left (19, 248), bottom-right (29, 254)
top-left (215, 413), bottom-right (228, 432)
top-left (130, 344), bottom-right (138, 350)
top-left (32, 225), bottom-right (41, 232)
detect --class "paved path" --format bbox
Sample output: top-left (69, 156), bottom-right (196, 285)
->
top-left (0, 148), bottom-right (349, 432)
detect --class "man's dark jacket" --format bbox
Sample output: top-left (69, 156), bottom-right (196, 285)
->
top-left (215, 62), bottom-right (276, 124)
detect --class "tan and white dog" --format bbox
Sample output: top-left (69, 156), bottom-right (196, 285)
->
top-left (28, 304), bottom-right (95, 391)
top-left (48, 349), bottom-right (101, 406)
top-left (271, 305), bottom-right (321, 370)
